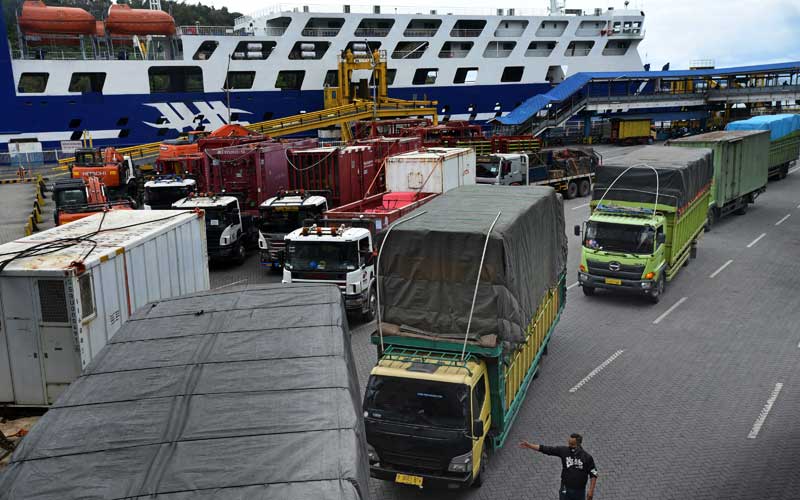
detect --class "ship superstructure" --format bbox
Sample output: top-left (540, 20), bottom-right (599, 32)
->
top-left (2, 1), bottom-right (645, 150)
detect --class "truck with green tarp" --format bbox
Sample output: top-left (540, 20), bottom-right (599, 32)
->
top-left (575, 146), bottom-right (713, 303)
top-left (725, 114), bottom-right (800, 180)
top-left (670, 130), bottom-right (769, 227)
top-left (363, 185), bottom-right (567, 489)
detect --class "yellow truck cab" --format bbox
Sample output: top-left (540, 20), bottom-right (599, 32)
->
top-left (364, 349), bottom-right (491, 488)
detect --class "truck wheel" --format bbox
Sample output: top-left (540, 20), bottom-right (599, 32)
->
top-left (234, 243), bottom-right (246, 265)
top-left (582, 286), bottom-right (595, 296)
top-left (705, 208), bottom-right (716, 232)
top-left (362, 287), bottom-right (377, 322)
top-left (565, 182), bottom-right (578, 199)
top-left (690, 244), bottom-right (698, 259)
top-left (578, 179), bottom-right (591, 197)
top-left (648, 275), bottom-right (665, 304)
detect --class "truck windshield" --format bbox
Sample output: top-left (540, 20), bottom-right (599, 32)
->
top-left (285, 241), bottom-right (359, 271)
top-left (584, 221), bottom-right (655, 254)
top-left (145, 186), bottom-right (193, 207)
top-left (55, 188), bottom-right (87, 207)
top-left (476, 160), bottom-right (500, 180)
top-left (364, 375), bottom-right (469, 429)
top-left (204, 206), bottom-right (236, 228)
top-left (259, 206), bottom-right (324, 234)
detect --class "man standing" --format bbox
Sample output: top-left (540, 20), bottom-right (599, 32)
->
top-left (519, 433), bottom-right (598, 500)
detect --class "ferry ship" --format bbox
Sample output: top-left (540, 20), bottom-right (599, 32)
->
top-left (2, 1), bottom-right (645, 151)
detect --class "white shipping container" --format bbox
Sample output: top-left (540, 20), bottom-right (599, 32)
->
top-left (385, 147), bottom-right (476, 193)
top-left (0, 210), bottom-right (210, 406)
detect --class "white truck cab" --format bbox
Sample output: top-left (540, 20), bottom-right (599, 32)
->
top-left (143, 176), bottom-right (197, 210)
top-left (283, 223), bottom-right (377, 320)
top-left (172, 195), bottom-right (247, 264)
top-left (258, 191), bottom-right (328, 270)
top-left (476, 153), bottom-right (528, 185)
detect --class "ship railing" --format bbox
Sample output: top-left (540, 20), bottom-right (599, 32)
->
top-left (449, 29), bottom-right (484, 37)
top-left (354, 28), bottom-right (391, 37)
top-left (525, 49), bottom-right (553, 57)
top-left (403, 29), bottom-right (439, 37)
top-left (495, 29), bottom-right (526, 37)
top-left (0, 150), bottom-right (62, 168)
top-left (566, 48), bottom-right (593, 56)
top-left (177, 25), bottom-right (250, 36)
top-left (12, 48), bottom-right (182, 61)
top-left (301, 28), bottom-right (342, 37)
top-left (535, 28), bottom-right (566, 36)
top-left (438, 50), bottom-right (471, 58)
top-left (390, 50), bottom-right (426, 59)
top-left (236, 4), bottom-right (550, 19)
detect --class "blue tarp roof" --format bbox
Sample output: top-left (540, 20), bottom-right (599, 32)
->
top-left (725, 114), bottom-right (800, 140)
top-left (496, 61), bottom-right (800, 126)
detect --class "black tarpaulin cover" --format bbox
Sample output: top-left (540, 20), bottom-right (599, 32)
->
top-left (377, 185), bottom-right (567, 344)
top-left (0, 284), bottom-right (371, 500)
top-left (592, 146), bottom-right (713, 209)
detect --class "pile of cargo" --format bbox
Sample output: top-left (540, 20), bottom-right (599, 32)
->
top-left (725, 114), bottom-right (800, 179)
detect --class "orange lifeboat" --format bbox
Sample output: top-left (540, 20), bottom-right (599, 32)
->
top-left (18, 0), bottom-right (96, 35)
top-left (25, 21), bottom-right (106, 47)
top-left (105, 4), bottom-right (176, 36)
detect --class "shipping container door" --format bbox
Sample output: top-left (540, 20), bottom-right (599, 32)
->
top-left (35, 278), bottom-right (81, 403)
top-left (0, 291), bottom-right (14, 402)
top-left (2, 278), bottom-right (45, 405)
top-left (731, 139), bottom-right (743, 199)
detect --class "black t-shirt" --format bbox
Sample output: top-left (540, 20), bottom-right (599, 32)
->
top-left (539, 445), bottom-right (598, 490)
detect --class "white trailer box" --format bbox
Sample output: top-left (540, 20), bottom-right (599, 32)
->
top-left (0, 210), bottom-right (209, 406)
top-left (385, 147), bottom-right (476, 193)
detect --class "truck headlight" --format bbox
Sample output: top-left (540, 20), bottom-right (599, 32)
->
top-left (448, 451), bottom-right (472, 473)
top-left (222, 236), bottom-right (229, 245)
top-left (366, 443), bottom-right (379, 464)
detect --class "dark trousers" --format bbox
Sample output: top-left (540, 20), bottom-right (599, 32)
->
top-left (559, 488), bottom-right (585, 500)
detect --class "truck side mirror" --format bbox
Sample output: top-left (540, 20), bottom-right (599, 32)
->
top-left (574, 225), bottom-right (581, 237)
top-left (657, 233), bottom-right (666, 245)
top-left (473, 419), bottom-right (485, 439)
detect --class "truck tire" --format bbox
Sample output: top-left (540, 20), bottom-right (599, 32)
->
top-left (565, 182), bottom-right (578, 200)
top-left (362, 287), bottom-right (377, 322)
top-left (582, 286), bottom-right (595, 296)
top-left (690, 244), bottom-right (698, 259)
top-left (705, 208), bottom-right (717, 232)
top-left (578, 179), bottom-right (591, 197)
top-left (234, 243), bottom-right (246, 265)
top-left (648, 275), bottom-right (665, 304)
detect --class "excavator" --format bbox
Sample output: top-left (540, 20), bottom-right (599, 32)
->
top-left (70, 146), bottom-right (137, 201)
top-left (53, 176), bottom-right (133, 226)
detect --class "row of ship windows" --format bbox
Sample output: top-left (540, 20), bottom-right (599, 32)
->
top-left (248, 16), bottom-right (643, 39)
top-left (195, 38), bottom-right (630, 61)
top-left (17, 65), bottom-right (532, 94)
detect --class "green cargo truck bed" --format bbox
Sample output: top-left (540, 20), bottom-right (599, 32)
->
top-left (671, 130), bottom-right (769, 209)
top-left (769, 130), bottom-right (800, 174)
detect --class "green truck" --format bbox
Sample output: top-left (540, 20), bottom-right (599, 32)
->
top-left (575, 146), bottom-right (713, 303)
top-left (725, 114), bottom-right (800, 180)
top-left (364, 185), bottom-right (567, 489)
top-left (670, 130), bottom-right (770, 228)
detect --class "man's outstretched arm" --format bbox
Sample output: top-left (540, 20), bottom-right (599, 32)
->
top-left (518, 441), bottom-right (541, 451)
top-left (587, 476), bottom-right (597, 500)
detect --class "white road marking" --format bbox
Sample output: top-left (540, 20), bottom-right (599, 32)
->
top-left (653, 297), bottom-right (688, 325)
top-left (746, 233), bottom-right (767, 248)
top-left (569, 350), bottom-right (624, 393)
top-left (213, 278), bottom-right (248, 290)
top-left (709, 259), bottom-right (734, 279)
top-left (567, 282), bottom-right (580, 290)
top-left (788, 165), bottom-right (800, 175)
top-left (775, 214), bottom-right (791, 226)
top-left (748, 383), bottom-right (784, 439)
top-left (571, 202), bottom-right (590, 210)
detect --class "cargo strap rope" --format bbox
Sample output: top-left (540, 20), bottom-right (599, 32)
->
top-left (595, 162), bottom-right (660, 220)
top-left (284, 145), bottom-right (340, 172)
top-left (461, 210), bottom-right (502, 361)
top-left (376, 210), bottom-right (427, 353)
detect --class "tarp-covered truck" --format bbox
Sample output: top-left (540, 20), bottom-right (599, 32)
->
top-left (576, 146), bottom-right (713, 303)
top-left (0, 284), bottom-right (372, 500)
top-left (671, 130), bottom-right (770, 227)
top-left (725, 114), bottom-right (800, 180)
top-left (364, 185), bottom-right (567, 489)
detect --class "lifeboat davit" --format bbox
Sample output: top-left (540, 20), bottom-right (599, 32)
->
top-left (18, 0), bottom-right (96, 35)
top-left (105, 4), bottom-right (176, 36)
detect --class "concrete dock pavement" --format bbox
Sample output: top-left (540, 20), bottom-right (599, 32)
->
top-left (0, 182), bottom-right (54, 244)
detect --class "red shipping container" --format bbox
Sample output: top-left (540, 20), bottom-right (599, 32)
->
top-left (354, 137), bottom-right (421, 195)
top-left (287, 145), bottom-right (377, 208)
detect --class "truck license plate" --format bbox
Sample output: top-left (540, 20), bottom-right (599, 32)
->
top-left (605, 278), bottom-right (622, 285)
top-left (395, 474), bottom-right (423, 488)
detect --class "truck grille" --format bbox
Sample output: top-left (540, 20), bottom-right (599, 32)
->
top-left (206, 227), bottom-right (223, 251)
top-left (587, 259), bottom-right (645, 280)
top-left (268, 238), bottom-right (285, 260)
top-left (380, 451), bottom-right (447, 472)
